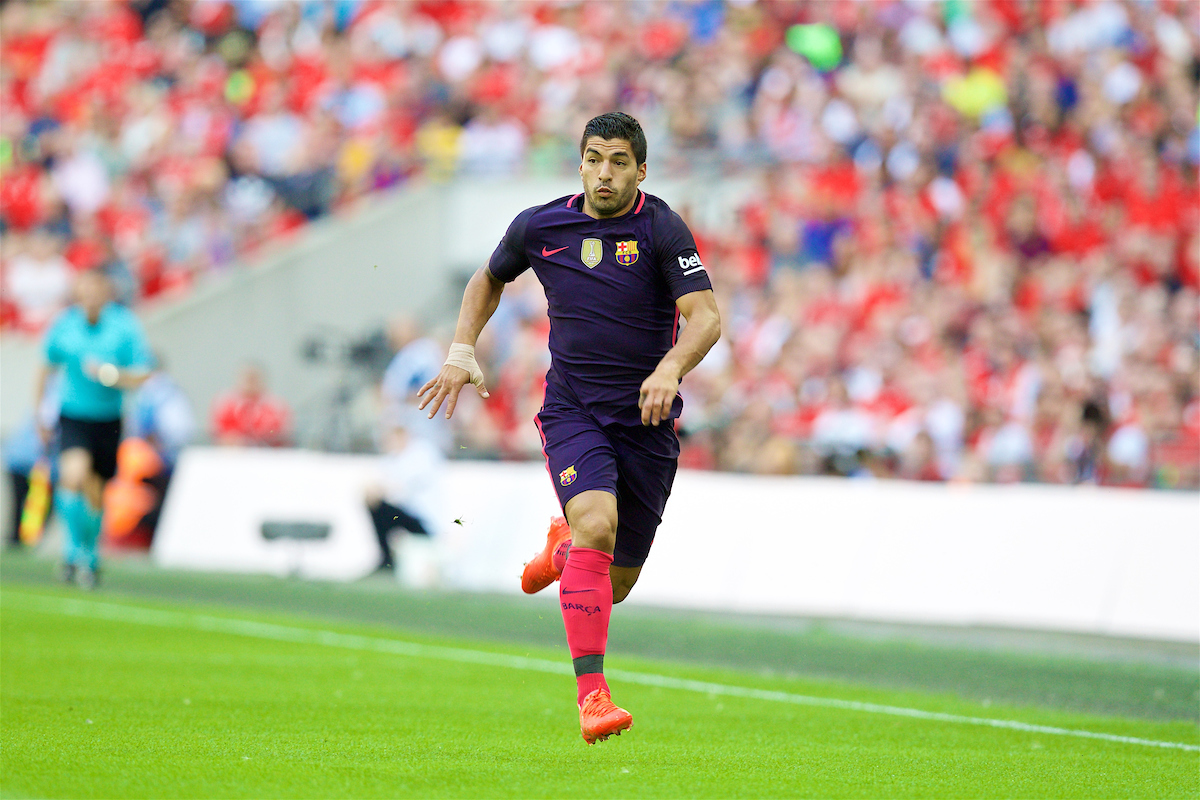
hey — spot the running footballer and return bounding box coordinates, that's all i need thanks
[418,112,721,744]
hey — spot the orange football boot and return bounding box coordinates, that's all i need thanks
[579,688,633,744]
[520,516,572,594]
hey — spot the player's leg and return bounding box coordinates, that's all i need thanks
[523,404,617,594]
[605,421,680,603]
[522,515,572,593]
[609,565,643,604]
[74,419,121,588]
[53,445,93,580]
[548,537,641,602]
[559,491,620,707]
[530,403,632,742]
[560,489,632,743]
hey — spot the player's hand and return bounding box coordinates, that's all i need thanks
[638,368,679,426]
[417,364,489,420]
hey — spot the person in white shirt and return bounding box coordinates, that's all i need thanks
[6,229,72,331]
[364,417,444,572]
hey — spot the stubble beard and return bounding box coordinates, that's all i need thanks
[586,184,634,217]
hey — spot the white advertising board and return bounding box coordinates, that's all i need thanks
[154,447,1200,641]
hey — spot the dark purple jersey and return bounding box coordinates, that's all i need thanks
[487,190,712,426]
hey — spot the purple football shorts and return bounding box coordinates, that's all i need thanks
[535,400,679,568]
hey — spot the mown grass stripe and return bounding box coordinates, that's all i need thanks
[7,589,1198,753]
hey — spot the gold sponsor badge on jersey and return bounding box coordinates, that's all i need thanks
[581,238,602,268]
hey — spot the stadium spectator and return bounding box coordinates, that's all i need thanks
[363,415,444,573]
[2,377,60,548]
[109,355,194,543]
[4,229,73,332]
[211,363,291,447]
[379,316,445,442]
[4,0,1196,491]
[129,355,196,471]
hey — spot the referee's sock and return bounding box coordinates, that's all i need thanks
[557,547,613,706]
[54,490,85,566]
[76,497,102,570]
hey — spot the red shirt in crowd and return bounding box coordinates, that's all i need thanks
[211,392,292,447]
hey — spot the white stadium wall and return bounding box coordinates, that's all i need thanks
[155,447,1200,642]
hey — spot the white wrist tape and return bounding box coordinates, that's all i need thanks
[445,343,486,389]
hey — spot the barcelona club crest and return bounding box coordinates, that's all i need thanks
[581,238,602,269]
[615,240,639,265]
[559,465,577,486]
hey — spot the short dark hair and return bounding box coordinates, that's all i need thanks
[579,112,647,165]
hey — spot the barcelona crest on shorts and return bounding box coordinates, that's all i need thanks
[615,240,639,265]
[559,465,577,486]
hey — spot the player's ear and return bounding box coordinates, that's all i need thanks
[636,161,646,185]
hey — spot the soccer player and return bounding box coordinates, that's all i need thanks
[34,269,152,588]
[418,112,721,743]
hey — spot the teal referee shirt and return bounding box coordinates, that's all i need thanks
[44,303,152,422]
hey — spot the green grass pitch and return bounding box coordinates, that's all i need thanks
[2,571,1197,798]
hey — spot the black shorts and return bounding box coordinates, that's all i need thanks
[535,401,679,569]
[58,415,123,481]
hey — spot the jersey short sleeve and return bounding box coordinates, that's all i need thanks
[653,208,713,301]
[43,312,68,365]
[485,206,538,283]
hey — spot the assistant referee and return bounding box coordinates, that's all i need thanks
[35,269,151,588]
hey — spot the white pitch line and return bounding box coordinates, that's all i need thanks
[7,591,1199,754]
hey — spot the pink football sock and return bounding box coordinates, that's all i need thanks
[558,547,613,705]
[576,672,608,706]
[552,540,571,574]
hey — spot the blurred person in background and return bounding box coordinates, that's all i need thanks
[126,353,196,535]
[363,415,444,574]
[3,375,60,548]
[35,269,151,588]
[211,362,292,447]
[379,316,447,451]
[4,228,72,332]
[130,353,196,472]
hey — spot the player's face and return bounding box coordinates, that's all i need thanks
[579,137,646,218]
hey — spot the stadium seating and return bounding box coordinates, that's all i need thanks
[2,0,1196,488]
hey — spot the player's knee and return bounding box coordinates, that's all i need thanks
[612,584,631,604]
[568,510,616,552]
[58,451,91,492]
[83,473,105,507]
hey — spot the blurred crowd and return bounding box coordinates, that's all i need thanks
[3,0,1197,489]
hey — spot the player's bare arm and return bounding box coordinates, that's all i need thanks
[33,363,54,443]
[639,289,721,427]
[82,361,151,391]
[417,265,505,420]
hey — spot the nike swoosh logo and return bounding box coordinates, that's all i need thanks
[542,246,569,257]
[560,589,594,595]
